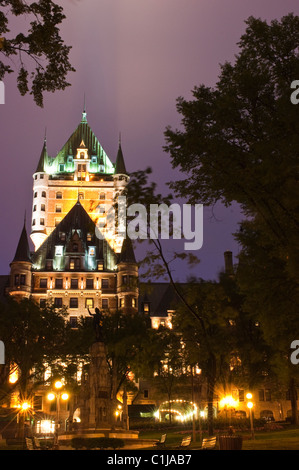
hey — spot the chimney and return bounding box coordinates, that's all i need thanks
[224,251,233,275]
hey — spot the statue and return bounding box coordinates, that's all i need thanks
[87,307,103,342]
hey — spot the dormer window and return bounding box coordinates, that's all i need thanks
[55,246,63,256]
[143,302,150,313]
[89,247,95,257]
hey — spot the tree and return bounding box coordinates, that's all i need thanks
[235,218,299,423]
[0,297,69,437]
[164,14,299,282]
[0,0,75,106]
[163,14,299,423]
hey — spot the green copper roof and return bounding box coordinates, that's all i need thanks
[31,201,117,272]
[43,112,115,175]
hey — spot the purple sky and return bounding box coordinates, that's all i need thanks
[0,0,298,281]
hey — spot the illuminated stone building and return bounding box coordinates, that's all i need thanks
[7,110,138,320]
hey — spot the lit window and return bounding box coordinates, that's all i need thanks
[70,258,81,270]
[89,247,95,257]
[97,262,103,271]
[85,298,94,308]
[55,246,63,256]
[143,303,150,313]
[41,204,45,211]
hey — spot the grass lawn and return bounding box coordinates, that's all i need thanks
[139,426,299,450]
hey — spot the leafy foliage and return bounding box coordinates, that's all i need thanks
[0,0,75,106]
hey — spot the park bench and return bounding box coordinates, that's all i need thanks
[201,436,216,450]
[177,435,191,449]
[25,438,35,450]
[155,433,167,447]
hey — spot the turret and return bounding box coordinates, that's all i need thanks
[9,220,32,299]
[31,136,49,251]
[117,236,138,313]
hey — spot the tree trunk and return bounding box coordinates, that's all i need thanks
[289,378,298,425]
[207,354,216,436]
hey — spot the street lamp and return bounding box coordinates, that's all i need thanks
[47,380,69,448]
[246,393,254,439]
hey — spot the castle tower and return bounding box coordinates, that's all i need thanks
[30,109,125,254]
[8,220,32,299]
[6,108,138,319]
[117,236,138,314]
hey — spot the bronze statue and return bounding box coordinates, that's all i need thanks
[87,307,103,342]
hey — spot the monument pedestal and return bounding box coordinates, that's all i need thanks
[59,341,142,447]
[79,341,112,430]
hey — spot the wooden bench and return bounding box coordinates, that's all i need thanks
[177,435,191,449]
[25,438,34,450]
[201,436,216,450]
[155,433,167,447]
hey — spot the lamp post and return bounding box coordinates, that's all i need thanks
[47,380,69,448]
[246,393,254,439]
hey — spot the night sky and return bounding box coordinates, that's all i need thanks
[0,0,298,281]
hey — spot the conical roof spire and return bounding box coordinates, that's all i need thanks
[81,94,87,123]
[36,131,48,173]
[118,236,136,264]
[115,137,127,175]
[12,220,31,263]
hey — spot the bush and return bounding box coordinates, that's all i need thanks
[71,437,125,450]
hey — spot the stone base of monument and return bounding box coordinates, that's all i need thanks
[59,342,157,448]
[57,430,158,449]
